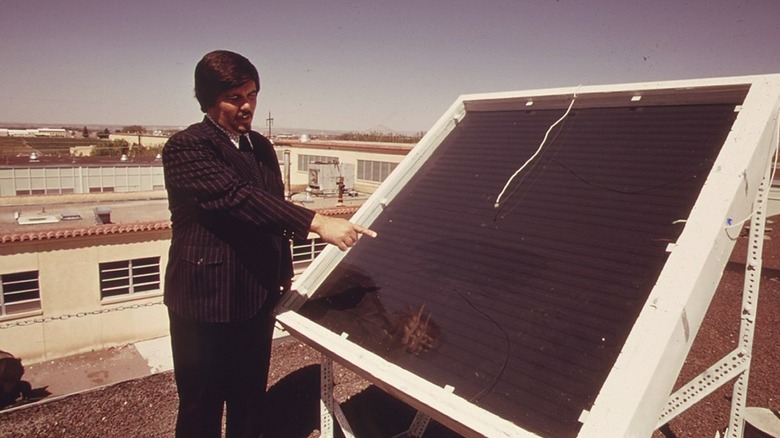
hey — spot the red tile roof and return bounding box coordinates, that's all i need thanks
[0,206,360,244]
[0,221,171,243]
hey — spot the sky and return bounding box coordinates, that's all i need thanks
[1,0,779,133]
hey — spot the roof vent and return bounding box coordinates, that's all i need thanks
[29,152,39,162]
[95,206,112,224]
[17,214,60,225]
[61,213,83,221]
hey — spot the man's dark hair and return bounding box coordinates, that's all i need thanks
[194,50,260,112]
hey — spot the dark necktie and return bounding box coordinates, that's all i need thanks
[238,135,266,185]
[239,134,253,152]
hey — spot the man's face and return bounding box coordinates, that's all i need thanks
[206,80,258,135]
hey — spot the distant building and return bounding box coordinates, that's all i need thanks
[70,145,96,157]
[36,128,67,137]
[108,133,169,148]
[0,139,413,198]
[7,129,34,137]
[0,158,165,197]
[274,139,413,194]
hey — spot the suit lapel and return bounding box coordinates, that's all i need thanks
[201,118,260,184]
[247,132,284,196]
[199,118,284,196]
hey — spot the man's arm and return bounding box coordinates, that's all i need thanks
[164,130,375,248]
[163,131,314,239]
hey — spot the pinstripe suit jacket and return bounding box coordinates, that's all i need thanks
[162,117,315,322]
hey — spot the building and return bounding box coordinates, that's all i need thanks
[0,128,66,137]
[0,198,173,363]
[274,139,412,194]
[6,129,35,137]
[1,139,412,198]
[0,156,165,197]
[36,128,67,137]
[0,139,413,363]
[108,133,169,149]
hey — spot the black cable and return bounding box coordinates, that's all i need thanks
[452,287,511,404]
[554,159,710,195]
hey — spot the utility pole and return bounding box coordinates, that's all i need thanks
[266,111,274,138]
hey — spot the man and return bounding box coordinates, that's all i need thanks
[162,50,375,437]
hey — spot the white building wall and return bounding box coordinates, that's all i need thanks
[0,231,170,364]
[37,128,67,137]
[0,227,329,364]
[0,165,165,197]
[277,145,406,193]
[8,129,35,137]
[109,133,169,148]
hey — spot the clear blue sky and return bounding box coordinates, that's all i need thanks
[1,0,779,133]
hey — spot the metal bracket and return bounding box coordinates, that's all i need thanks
[405,411,432,437]
[319,353,433,438]
[657,159,772,436]
[320,355,356,438]
[723,161,771,437]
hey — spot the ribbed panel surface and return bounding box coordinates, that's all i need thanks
[300,102,741,437]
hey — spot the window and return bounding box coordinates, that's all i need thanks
[99,257,161,299]
[357,159,398,183]
[298,154,338,173]
[1,271,41,316]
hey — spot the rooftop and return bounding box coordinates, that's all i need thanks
[0,190,368,244]
[276,139,414,155]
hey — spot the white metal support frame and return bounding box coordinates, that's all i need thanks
[656,146,775,436]
[402,411,433,438]
[725,153,771,438]
[320,355,355,438]
[320,355,335,437]
[319,352,435,438]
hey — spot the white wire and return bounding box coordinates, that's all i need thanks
[494,96,577,208]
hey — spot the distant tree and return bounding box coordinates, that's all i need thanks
[133,144,164,157]
[97,128,110,140]
[82,126,89,138]
[159,128,180,136]
[121,125,145,133]
[335,131,424,143]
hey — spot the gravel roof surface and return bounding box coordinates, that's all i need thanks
[1,224,778,438]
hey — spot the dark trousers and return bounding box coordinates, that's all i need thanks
[168,308,276,438]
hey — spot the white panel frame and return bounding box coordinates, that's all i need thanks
[581,75,780,437]
[277,74,780,437]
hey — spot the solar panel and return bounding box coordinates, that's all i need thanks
[278,75,780,437]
